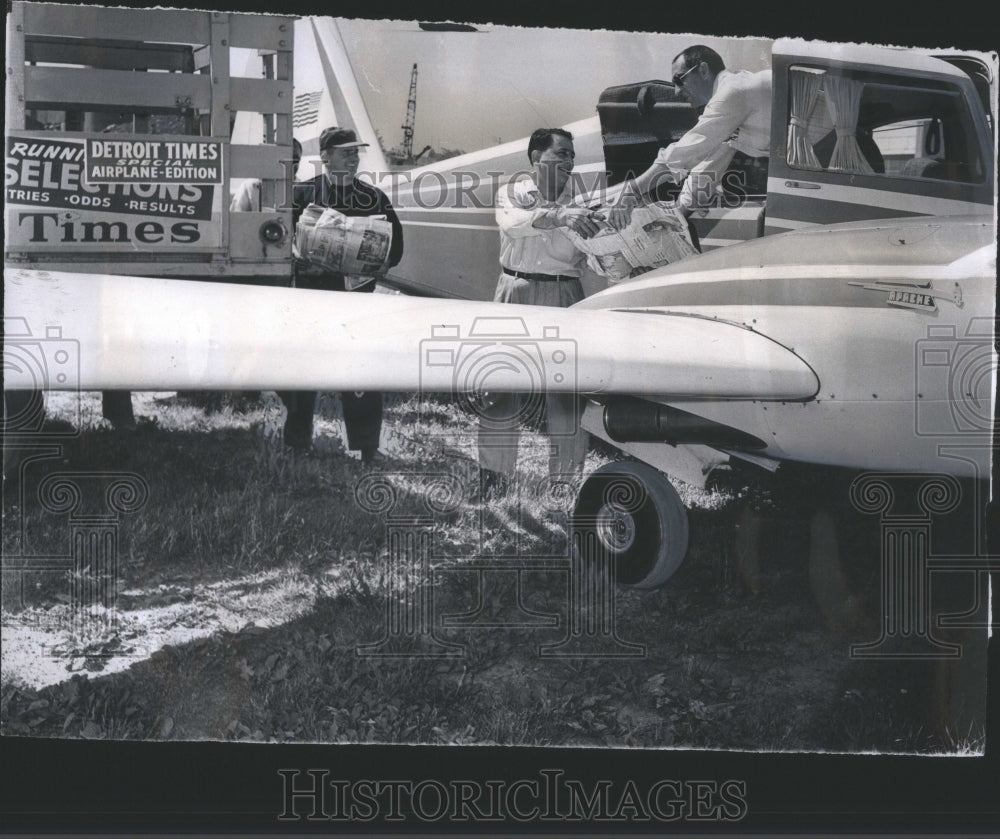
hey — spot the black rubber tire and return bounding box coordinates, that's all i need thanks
[572,460,689,588]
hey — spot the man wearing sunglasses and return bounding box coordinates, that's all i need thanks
[609,45,771,229]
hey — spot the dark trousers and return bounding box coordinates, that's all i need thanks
[278,390,382,453]
[727,151,769,197]
[3,389,46,432]
[3,390,133,431]
[101,391,135,429]
[283,272,381,453]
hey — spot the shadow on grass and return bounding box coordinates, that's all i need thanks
[2,404,988,752]
[3,502,986,751]
[4,422,388,601]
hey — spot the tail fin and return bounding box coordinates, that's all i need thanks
[231,17,389,184]
[297,17,389,180]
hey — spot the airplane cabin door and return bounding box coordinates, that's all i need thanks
[765,53,994,237]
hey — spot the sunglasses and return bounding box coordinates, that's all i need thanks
[672,62,700,89]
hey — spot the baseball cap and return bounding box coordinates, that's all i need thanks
[319,127,370,151]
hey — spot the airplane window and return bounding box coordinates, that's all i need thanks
[872,118,944,177]
[787,67,985,184]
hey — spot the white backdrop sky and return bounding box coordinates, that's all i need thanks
[334,19,773,153]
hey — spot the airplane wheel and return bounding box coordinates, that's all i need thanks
[572,461,689,589]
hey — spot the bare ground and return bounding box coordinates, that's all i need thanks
[1,390,988,751]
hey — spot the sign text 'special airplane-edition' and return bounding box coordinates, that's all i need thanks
[5,9,996,588]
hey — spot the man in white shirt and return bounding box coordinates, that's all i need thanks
[229,139,301,212]
[479,128,603,497]
[610,45,771,226]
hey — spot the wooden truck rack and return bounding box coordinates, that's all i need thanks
[5,2,295,281]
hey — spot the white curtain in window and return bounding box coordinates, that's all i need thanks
[824,75,873,174]
[786,68,824,169]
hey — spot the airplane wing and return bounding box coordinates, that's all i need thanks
[4,268,817,400]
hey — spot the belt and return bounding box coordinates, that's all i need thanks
[502,266,579,282]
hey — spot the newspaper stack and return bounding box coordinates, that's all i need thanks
[567,201,698,281]
[295,204,393,286]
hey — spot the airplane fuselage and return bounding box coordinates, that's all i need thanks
[573,215,995,481]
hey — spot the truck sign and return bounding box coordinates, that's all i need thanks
[6,134,222,250]
[4,2,295,276]
[85,137,223,184]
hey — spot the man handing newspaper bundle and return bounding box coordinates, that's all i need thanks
[566,200,698,281]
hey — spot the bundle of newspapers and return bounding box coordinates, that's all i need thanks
[566,201,698,281]
[295,204,393,287]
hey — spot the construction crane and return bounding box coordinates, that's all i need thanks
[400,63,418,161]
[388,63,432,165]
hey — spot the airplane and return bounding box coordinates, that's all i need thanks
[302,29,996,307]
[5,15,997,591]
[353,33,998,526]
[6,206,994,586]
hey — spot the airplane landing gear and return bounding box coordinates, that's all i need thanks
[572,460,689,588]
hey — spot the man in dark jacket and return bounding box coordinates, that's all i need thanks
[280,127,403,460]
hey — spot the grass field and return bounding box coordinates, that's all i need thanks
[1,388,988,752]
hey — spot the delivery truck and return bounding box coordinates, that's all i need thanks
[5,1,297,281]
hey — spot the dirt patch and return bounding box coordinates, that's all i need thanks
[2,564,343,691]
[2,392,988,752]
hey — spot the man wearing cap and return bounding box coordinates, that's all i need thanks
[609,45,770,227]
[478,127,603,498]
[280,127,404,461]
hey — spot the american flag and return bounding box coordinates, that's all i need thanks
[293,91,322,128]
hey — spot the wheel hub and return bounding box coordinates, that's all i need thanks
[595,502,636,552]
